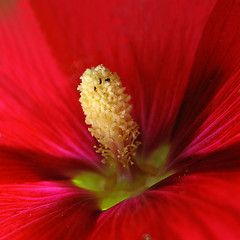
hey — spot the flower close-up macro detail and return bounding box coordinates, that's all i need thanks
[1,0,240,239]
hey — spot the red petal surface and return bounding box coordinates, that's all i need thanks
[0,146,97,184]
[89,170,240,240]
[170,0,240,169]
[172,143,240,173]
[30,0,216,153]
[0,147,61,183]
[1,1,240,239]
[0,1,98,166]
[0,181,99,240]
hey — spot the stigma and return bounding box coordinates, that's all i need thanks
[78,65,140,168]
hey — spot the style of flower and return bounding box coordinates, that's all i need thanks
[1,0,240,239]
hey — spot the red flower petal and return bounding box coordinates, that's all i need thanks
[170,142,240,173]
[89,170,240,240]
[0,147,59,183]
[0,181,99,240]
[171,0,240,167]
[30,0,216,153]
[0,1,98,165]
[0,146,97,184]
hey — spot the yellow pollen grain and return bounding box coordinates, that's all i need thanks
[78,65,140,167]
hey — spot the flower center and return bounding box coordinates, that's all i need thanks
[74,65,171,210]
[78,64,141,169]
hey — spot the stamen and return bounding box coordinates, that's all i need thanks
[78,65,141,167]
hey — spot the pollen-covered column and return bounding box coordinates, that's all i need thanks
[78,65,140,168]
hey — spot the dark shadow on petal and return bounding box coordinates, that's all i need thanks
[171,0,240,160]
[150,142,240,190]
[0,146,100,184]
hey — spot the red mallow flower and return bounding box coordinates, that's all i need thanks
[1,0,240,239]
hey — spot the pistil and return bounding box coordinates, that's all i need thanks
[78,65,141,172]
[76,66,172,210]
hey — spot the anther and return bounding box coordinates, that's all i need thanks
[78,64,141,168]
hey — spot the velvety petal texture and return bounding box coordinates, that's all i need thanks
[30,0,216,153]
[0,147,96,184]
[1,0,240,240]
[89,171,240,240]
[0,182,99,240]
[170,0,240,170]
[0,0,98,166]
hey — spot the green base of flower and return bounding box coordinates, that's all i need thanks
[73,145,172,210]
